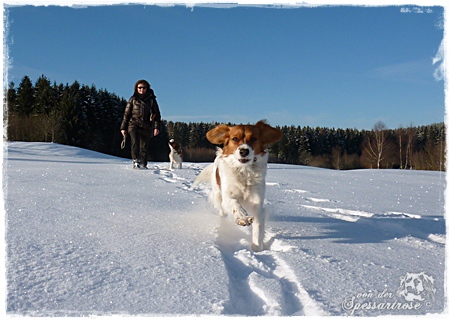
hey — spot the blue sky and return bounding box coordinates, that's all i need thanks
[4,2,446,130]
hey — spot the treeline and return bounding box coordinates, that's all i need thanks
[5,75,128,157]
[166,121,445,171]
[4,75,446,171]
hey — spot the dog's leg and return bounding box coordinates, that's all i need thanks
[214,193,227,218]
[209,182,227,218]
[221,197,252,226]
[216,197,228,218]
[168,144,174,170]
[251,206,266,252]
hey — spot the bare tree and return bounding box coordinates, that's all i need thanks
[363,121,392,169]
[332,146,343,170]
[404,125,415,169]
[398,126,404,169]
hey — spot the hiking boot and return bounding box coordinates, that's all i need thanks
[132,159,140,169]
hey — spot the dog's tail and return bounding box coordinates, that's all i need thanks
[192,163,214,188]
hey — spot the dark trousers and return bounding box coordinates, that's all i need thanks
[129,128,152,166]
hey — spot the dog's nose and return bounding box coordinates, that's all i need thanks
[240,148,249,157]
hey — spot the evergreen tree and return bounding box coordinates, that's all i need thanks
[6,81,16,115]
[15,76,34,116]
[59,81,86,146]
[188,122,202,149]
[34,75,53,115]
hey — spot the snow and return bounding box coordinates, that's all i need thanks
[2,142,447,317]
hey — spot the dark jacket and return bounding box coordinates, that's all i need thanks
[120,89,161,133]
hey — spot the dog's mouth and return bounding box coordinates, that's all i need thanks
[238,159,251,164]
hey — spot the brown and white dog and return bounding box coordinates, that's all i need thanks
[169,139,183,170]
[193,120,282,251]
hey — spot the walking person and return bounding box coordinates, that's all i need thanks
[120,79,161,169]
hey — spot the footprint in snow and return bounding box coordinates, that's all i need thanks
[215,218,327,316]
[305,197,332,203]
[302,205,374,222]
[285,189,309,194]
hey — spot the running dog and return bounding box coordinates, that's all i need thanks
[193,120,282,251]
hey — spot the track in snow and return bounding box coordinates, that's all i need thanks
[151,164,327,316]
[214,218,327,316]
[125,162,445,316]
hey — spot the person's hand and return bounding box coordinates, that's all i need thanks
[121,130,126,137]
[154,128,160,136]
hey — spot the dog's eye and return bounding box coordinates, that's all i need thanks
[232,137,239,142]
[250,137,257,142]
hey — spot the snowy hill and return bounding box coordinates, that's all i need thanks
[3,142,447,317]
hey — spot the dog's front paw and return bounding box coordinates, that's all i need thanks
[251,242,264,252]
[236,216,253,226]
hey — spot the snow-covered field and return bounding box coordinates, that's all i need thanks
[2,142,447,317]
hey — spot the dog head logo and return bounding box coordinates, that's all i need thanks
[397,272,436,302]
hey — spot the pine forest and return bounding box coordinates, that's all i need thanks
[4,75,446,171]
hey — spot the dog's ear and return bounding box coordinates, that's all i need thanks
[206,124,230,145]
[256,120,283,147]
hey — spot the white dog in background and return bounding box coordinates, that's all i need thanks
[169,139,183,170]
[193,120,282,252]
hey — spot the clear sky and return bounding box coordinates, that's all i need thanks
[3,1,446,130]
